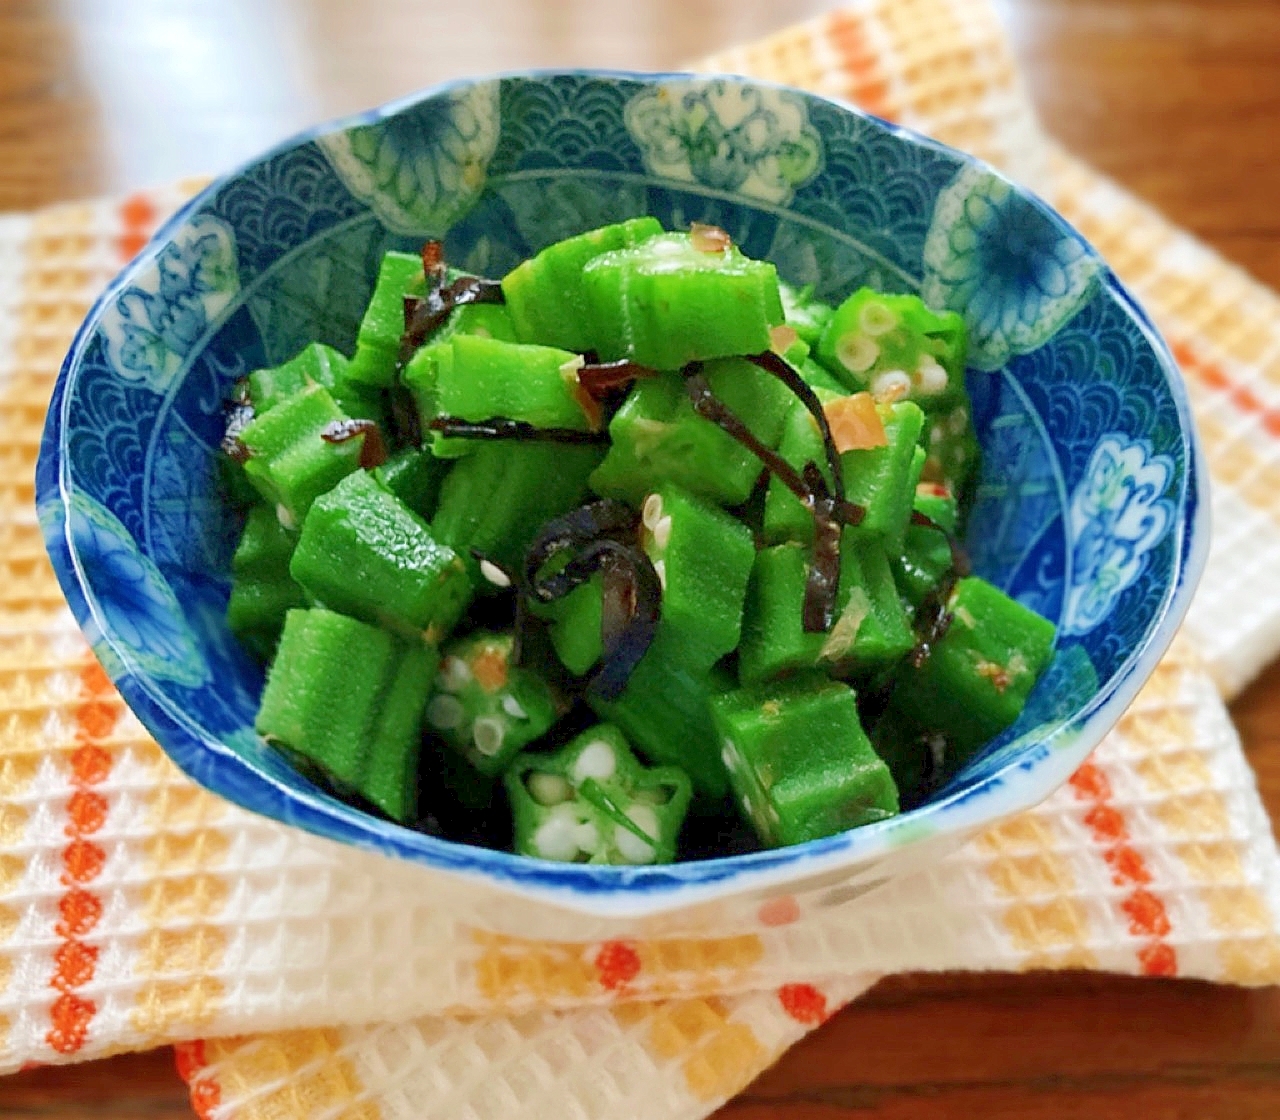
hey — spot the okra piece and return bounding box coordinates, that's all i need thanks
[239,384,365,527]
[226,505,306,663]
[256,608,437,822]
[892,484,959,608]
[423,630,561,777]
[887,576,1056,761]
[401,302,517,426]
[711,674,899,847]
[589,361,792,507]
[546,485,754,678]
[816,288,967,403]
[430,335,593,457]
[506,724,692,865]
[763,395,925,553]
[431,441,603,577]
[501,217,663,352]
[738,530,914,685]
[588,625,732,801]
[247,342,381,422]
[780,281,835,348]
[582,231,784,369]
[638,484,756,670]
[290,470,472,642]
[546,574,604,677]
[346,250,425,388]
[372,447,450,521]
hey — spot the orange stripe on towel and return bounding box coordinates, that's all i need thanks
[46,658,116,1055]
[1069,761,1177,977]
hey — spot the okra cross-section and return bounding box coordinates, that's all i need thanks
[506,724,692,865]
[255,608,438,823]
[424,630,562,777]
[710,674,899,848]
[816,287,966,404]
[290,470,472,643]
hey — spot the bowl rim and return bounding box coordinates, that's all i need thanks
[37,67,1210,918]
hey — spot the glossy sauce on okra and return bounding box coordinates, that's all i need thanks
[221,219,1056,866]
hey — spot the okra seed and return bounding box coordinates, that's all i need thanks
[472,716,506,757]
[871,369,911,402]
[915,355,948,396]
[275,503,297,531]
[526,772,573,806]
[652,515,673,551]
[615,805,660,864]
[575,820,601,853]
[836,332,879,374]
[501,695,528,720]
[858,301,899,337]
[653,558,667,591]
[426,694,464,730]
[642,492,664,530]
[440,656,472,692]
[479,559,511,588]
[532,805,582,861]
[572,741,617,785]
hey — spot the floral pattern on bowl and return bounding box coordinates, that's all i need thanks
[625,79,823,204]
[36,71,1206,925]
[922,166,1102,370]
[56,492,208,688]
[1064,436,1175,636]
[318,83,501,235]
[98,214,240,394]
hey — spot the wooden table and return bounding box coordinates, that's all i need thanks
[2,0,1279,1115]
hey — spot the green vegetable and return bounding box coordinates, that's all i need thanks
[346,250,425,388]
[711,674,899,846]
[502,217,663,352]
[256,608,437,822]
[506,724,692,865]
[424,630,562,777]
[290,470,472,642]
[582,232,784,369]
[738,530,914,685]
[239,384,364,526]
[763,395,925,554]
[589,360,792,506]
[816,288,966,403]
[431,441,603,578]
[226,505,305,663]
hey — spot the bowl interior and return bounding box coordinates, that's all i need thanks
[37,71,1203,907]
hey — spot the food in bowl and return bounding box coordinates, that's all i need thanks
[220,218,1056,865]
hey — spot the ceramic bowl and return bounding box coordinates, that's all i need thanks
[37,71,1207,938]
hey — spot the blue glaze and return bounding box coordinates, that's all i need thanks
[37,71,1206,913]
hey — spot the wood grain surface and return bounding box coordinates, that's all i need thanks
[1,0,1279,1116]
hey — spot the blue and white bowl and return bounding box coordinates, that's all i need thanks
[37,71,1207,937]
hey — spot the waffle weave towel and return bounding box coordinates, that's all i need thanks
[1,1,1278,1117]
